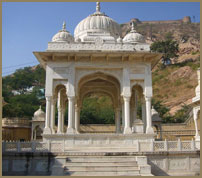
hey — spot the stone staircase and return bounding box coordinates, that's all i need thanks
[52,155,153,176]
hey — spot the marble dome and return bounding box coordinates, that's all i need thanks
[52,22,74,42]
[74,2,121,41]
[33,106,45,120]
[123,22,145,43]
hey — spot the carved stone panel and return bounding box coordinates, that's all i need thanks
[12,160,27,172]
[149,158,166,170]
[168,158,188,170]
[54,67,72,75]
[130,67,145,74]
[190,158,200,171]
[35,161,48,172]
[2,160,9,172]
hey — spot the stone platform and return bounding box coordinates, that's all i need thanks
[3,150,200,176]
[43,133,156,151]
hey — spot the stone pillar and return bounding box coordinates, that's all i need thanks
[34,130,36,140]
[115,108,121,133]
[75,105,80,134]
[193,107,200,138]
[50,98,56,134]
[66,96,76,134]
[123,96,132,134]
[43,96,52,134]
[57,106,62,134]
[142,100,146,133]
[122,102,125,132]
[133,91,138,123]
[31,126,33,140]
[61,107,65,133]
[145,96,154,134]
[130,104,135,126]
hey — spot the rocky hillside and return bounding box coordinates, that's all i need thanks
[121,17,200,114]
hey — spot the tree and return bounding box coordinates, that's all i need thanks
[164,32,173,41]
[150,39,179,67]
[152,98,172,123]
[2,65,46,118]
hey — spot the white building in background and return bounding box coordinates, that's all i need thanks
[192,68,200,149]
[31,106,45,140]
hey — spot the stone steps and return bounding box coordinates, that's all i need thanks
[64,156,140,176]
[64,165,140,171]
[66,156,138,162]
[64,171,141,176]
[65,162,138,166]
[52,155,152,176]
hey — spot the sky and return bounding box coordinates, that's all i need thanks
[2,2,200,76]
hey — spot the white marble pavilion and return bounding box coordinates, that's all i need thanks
[34,2,162,145]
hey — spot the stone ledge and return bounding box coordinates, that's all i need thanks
[3,150,200,157]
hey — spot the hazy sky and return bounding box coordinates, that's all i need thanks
[2,2,200,76]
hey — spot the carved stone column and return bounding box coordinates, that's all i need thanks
[121,102,125,132]
[57,106,62,134]
[123,96,132,134]
[50,98,56,134]
[142,100,146,133]
[66,96,76,134]
[61,107,65,133]
[43,96,52,134]
[115,108,121,133]
[145,96,154,134]
[75,105,80,134]
[133,91,138,123]
[193,107,200,138]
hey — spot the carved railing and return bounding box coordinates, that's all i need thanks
[2,141,48,152]
[2,139,199,153]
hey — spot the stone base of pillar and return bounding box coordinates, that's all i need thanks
[123,127,132,134]
[57,131,63,134]
[66,128,76,134]
[132,119,144,133]
[195,135,200,141]
[75,130,80,134]
[43,127,52,134]
[116,129,122,134]
[195,136,200,149]
[146,127,154,134]
[51,129,55,134]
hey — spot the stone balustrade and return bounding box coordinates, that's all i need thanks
[2,139,198,153]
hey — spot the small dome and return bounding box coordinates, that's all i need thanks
[123,22,145,43]
[151,106,162,122]
[33,106,45,120]
[52,21,74,42]
[117,36,122,43]
[74,2,121,42]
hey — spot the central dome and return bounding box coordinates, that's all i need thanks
[74,2,121,42]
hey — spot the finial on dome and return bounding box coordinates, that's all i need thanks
[62,21,66,31]
[131,22,136,32]
[96,2,100,12]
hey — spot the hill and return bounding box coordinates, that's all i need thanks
[121,17,200,114]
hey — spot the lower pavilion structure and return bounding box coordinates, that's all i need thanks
[34,2,162,147]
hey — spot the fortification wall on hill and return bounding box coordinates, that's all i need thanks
[129,16,191,25]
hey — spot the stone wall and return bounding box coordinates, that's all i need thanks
[2,151,200,176]
[130,16,191,25]
[2,127,31,141]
